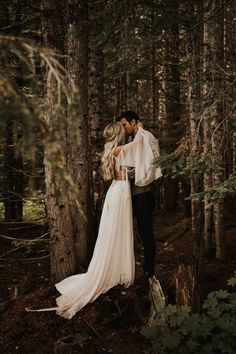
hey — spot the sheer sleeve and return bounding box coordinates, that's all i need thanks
[120,128,162,187]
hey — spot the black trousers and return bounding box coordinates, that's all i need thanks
[132,191,156,276]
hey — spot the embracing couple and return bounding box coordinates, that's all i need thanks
[28,110,162,319]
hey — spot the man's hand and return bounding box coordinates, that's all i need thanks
[114,168,135,180]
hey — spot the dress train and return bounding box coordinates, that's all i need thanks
[26,179,135,319]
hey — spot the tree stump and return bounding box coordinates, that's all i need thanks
[173,263,201,312]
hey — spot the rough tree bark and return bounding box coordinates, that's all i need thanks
[64,0,93,265]
[3,0,24,222]
[151,4,159,125]
[87,2,105,254]
[115,78,122,117]
[209,1,225,259]
[203,0,225,259]
[4,119,15,221]
[202,1,214,257]
[13,0,24,221]
[174,264,201,311]
[14,128,23,221]
[223,1,235,183]
[180,0,204,311]
[162,0,181,213]
[186,2,204,309]
[41,0,77,281]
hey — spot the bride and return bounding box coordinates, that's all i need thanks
[54,121,135,319]
[27,122,135,319]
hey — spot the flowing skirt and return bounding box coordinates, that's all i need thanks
[55,179,135,319]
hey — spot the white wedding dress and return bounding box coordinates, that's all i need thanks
[26,127,161,319]
[55,163,135,319]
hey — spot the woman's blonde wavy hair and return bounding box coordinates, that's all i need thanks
[101,122,126,181]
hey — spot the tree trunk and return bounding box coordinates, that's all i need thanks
[3,0,24,222]
[203,0,225,259]
[151,4,159,125]
[202,2,214,257]
[223,1,235,179]
[185,0,204,307]
[115,78,122,117]
[121,4,131,111]
[162,0,181,213]
[211,3,225,260]
[87,2,105,255]
[63,0,92,266]
[14,128,23,221]
[121,72,129,110]
[174,264,201,312]
[4,119,15,221]
[41,0,77,281]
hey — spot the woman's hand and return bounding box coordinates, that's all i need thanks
[137,121,144,128]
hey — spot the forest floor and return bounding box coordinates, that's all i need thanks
[0,213,235,354]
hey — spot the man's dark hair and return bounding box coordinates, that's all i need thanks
[118,110,139,123]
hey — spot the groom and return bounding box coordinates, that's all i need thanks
[117,110,162,280]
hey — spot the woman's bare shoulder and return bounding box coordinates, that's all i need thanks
[113,146,122,157]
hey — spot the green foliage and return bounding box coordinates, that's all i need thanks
[156,152,187,179]
[0,35,67,136]
[156,148,236,202]
[23,200,46,222]
[142,274,236,353]
[0,202,4,221]
[228,272,236,287]
[187,175,236,203]
[0,200,45,222]
[0,35,85,214]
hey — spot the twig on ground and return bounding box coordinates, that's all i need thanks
[82,319,102,340]
[0,254,51,262]
[0,232,50,243]
[0,233,50,258]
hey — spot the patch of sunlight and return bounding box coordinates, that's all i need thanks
[0,200,46,222]
[23,200,46,221]
[0,202,4,221]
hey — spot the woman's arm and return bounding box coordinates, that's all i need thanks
[113,146,122,157]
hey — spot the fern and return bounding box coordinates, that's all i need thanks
[142,273,236,353]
